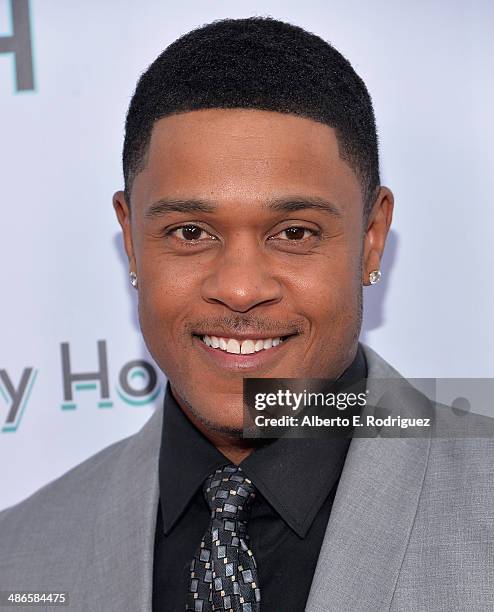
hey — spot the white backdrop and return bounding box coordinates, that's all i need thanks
[1,0,493,510]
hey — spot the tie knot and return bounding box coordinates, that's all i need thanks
[203,464,257,524]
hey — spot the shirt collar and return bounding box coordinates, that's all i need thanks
[159,388,230,536]
[159,343,367,538]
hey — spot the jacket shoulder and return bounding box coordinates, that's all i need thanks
[0,433,133,570]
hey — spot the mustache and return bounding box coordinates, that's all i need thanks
[185,314,305,336]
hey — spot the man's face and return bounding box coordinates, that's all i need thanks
[114,109,392,436]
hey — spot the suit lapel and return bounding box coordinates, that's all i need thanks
[305,344,432,612]
[85,404,163,611]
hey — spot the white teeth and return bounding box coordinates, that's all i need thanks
[200,334,285,353]
[226,339,241,354]
[211,336,220,348]
[240,340,256,354]
[254,339,264,352]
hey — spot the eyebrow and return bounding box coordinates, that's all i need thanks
[266,196,342,218]
[144,199,215,219]
[144,196,342,220]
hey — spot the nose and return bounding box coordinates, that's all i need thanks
[200,235,283,313]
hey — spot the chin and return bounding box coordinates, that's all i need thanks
[200,409,245,435]
[183,395,243,433]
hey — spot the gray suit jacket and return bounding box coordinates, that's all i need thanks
[1,343,493,611]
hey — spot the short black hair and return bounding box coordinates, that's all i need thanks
[123,16,380,216]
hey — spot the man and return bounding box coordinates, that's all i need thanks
[1,16,493,612]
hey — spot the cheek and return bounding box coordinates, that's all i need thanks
[291,257,361,376]
[136,255,201,343]
[136,278,195,383]
[287,248,361,322]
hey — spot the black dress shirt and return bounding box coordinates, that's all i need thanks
[152,344,367,611]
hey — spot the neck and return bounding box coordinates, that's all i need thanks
[170,385,255,464]
[202,433,254,465]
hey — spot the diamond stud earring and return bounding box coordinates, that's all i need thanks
[129,271,138,288]
[369,270,382,285]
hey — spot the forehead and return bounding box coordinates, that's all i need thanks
[131,108,362,209]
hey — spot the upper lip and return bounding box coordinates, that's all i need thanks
[193,331,297,341]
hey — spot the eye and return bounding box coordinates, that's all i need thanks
[270,226,319,241]
[167,225,217,242]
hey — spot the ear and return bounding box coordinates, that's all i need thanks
[113,190,136,273]
[361,187,394,285]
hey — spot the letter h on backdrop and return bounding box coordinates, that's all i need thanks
[0,0,34,91]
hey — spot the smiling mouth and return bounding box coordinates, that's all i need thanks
[193,333,295,355]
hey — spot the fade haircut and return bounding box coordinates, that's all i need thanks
[123,16,380,217]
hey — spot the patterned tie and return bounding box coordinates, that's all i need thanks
[186,464,261,612]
